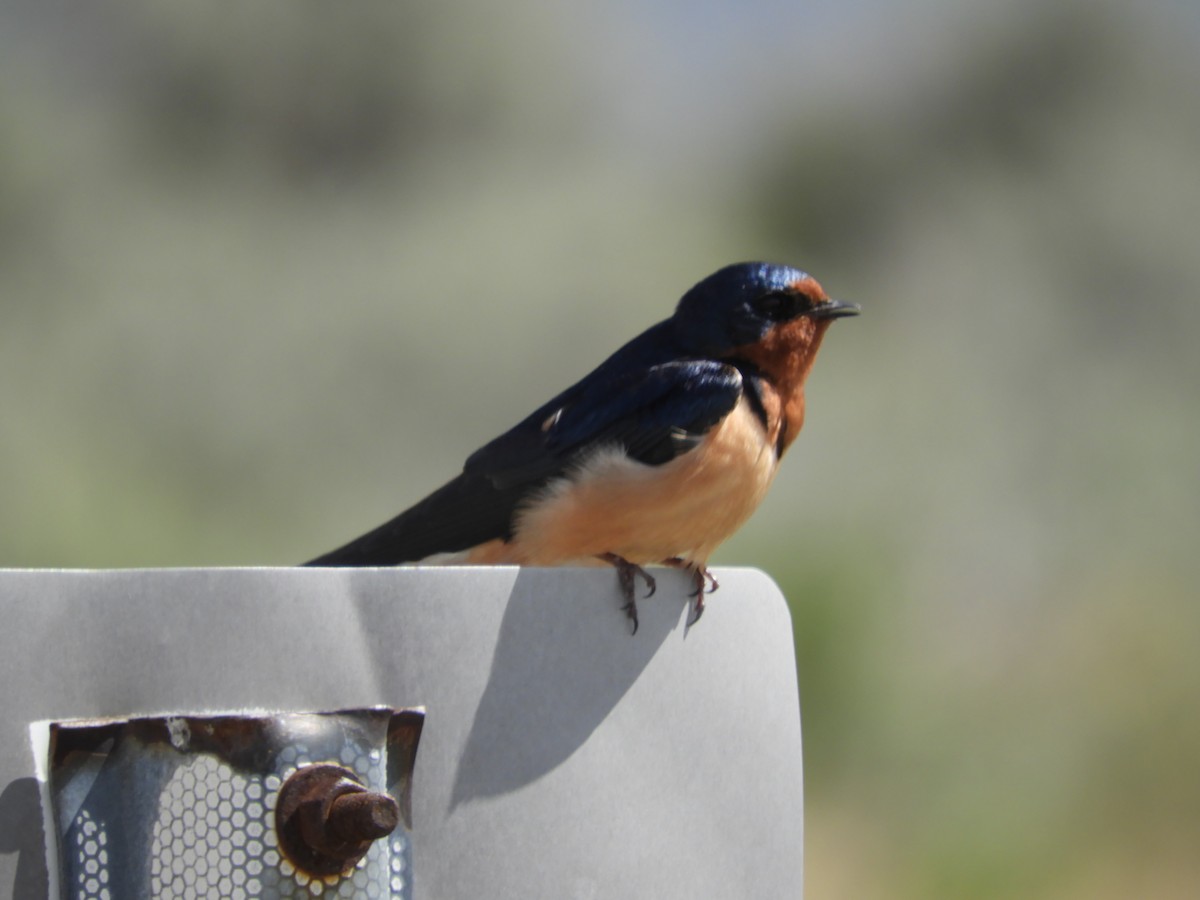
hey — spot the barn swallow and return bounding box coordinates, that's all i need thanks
[307,262,858,632]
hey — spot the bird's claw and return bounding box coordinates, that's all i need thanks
[599,553,656,634]
[661,558,717,628]
[621,600,639,635]
[689,568,719,597]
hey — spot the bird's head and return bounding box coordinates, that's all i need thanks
[672,262,859,358]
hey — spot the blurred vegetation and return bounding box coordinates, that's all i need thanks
[2,1,1198,897]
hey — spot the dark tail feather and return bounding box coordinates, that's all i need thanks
[304,473,523,567]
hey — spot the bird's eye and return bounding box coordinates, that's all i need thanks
[752,291,799,320]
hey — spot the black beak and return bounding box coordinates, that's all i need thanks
[808,298,861,320]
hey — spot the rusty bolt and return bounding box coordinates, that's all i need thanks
[275,763,400,877]
[328,788,399,842]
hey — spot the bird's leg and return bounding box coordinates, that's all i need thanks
[598,553,656,635]
[662,557,719,625]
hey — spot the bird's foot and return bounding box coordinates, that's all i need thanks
[662,558,718,626]
[598,553,656,635]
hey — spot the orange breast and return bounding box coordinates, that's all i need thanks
[733,317,831,456]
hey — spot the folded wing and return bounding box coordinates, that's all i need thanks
[305,360,744,566]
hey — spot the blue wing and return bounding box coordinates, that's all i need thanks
[306,358,745,566]
[465,359,744,487]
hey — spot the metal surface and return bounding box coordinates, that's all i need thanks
[47,708,423,899]
[0,567,804,900]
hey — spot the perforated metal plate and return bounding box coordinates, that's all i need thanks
[51,710,421,899]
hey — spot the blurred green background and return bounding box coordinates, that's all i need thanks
[3,0,1198,896]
